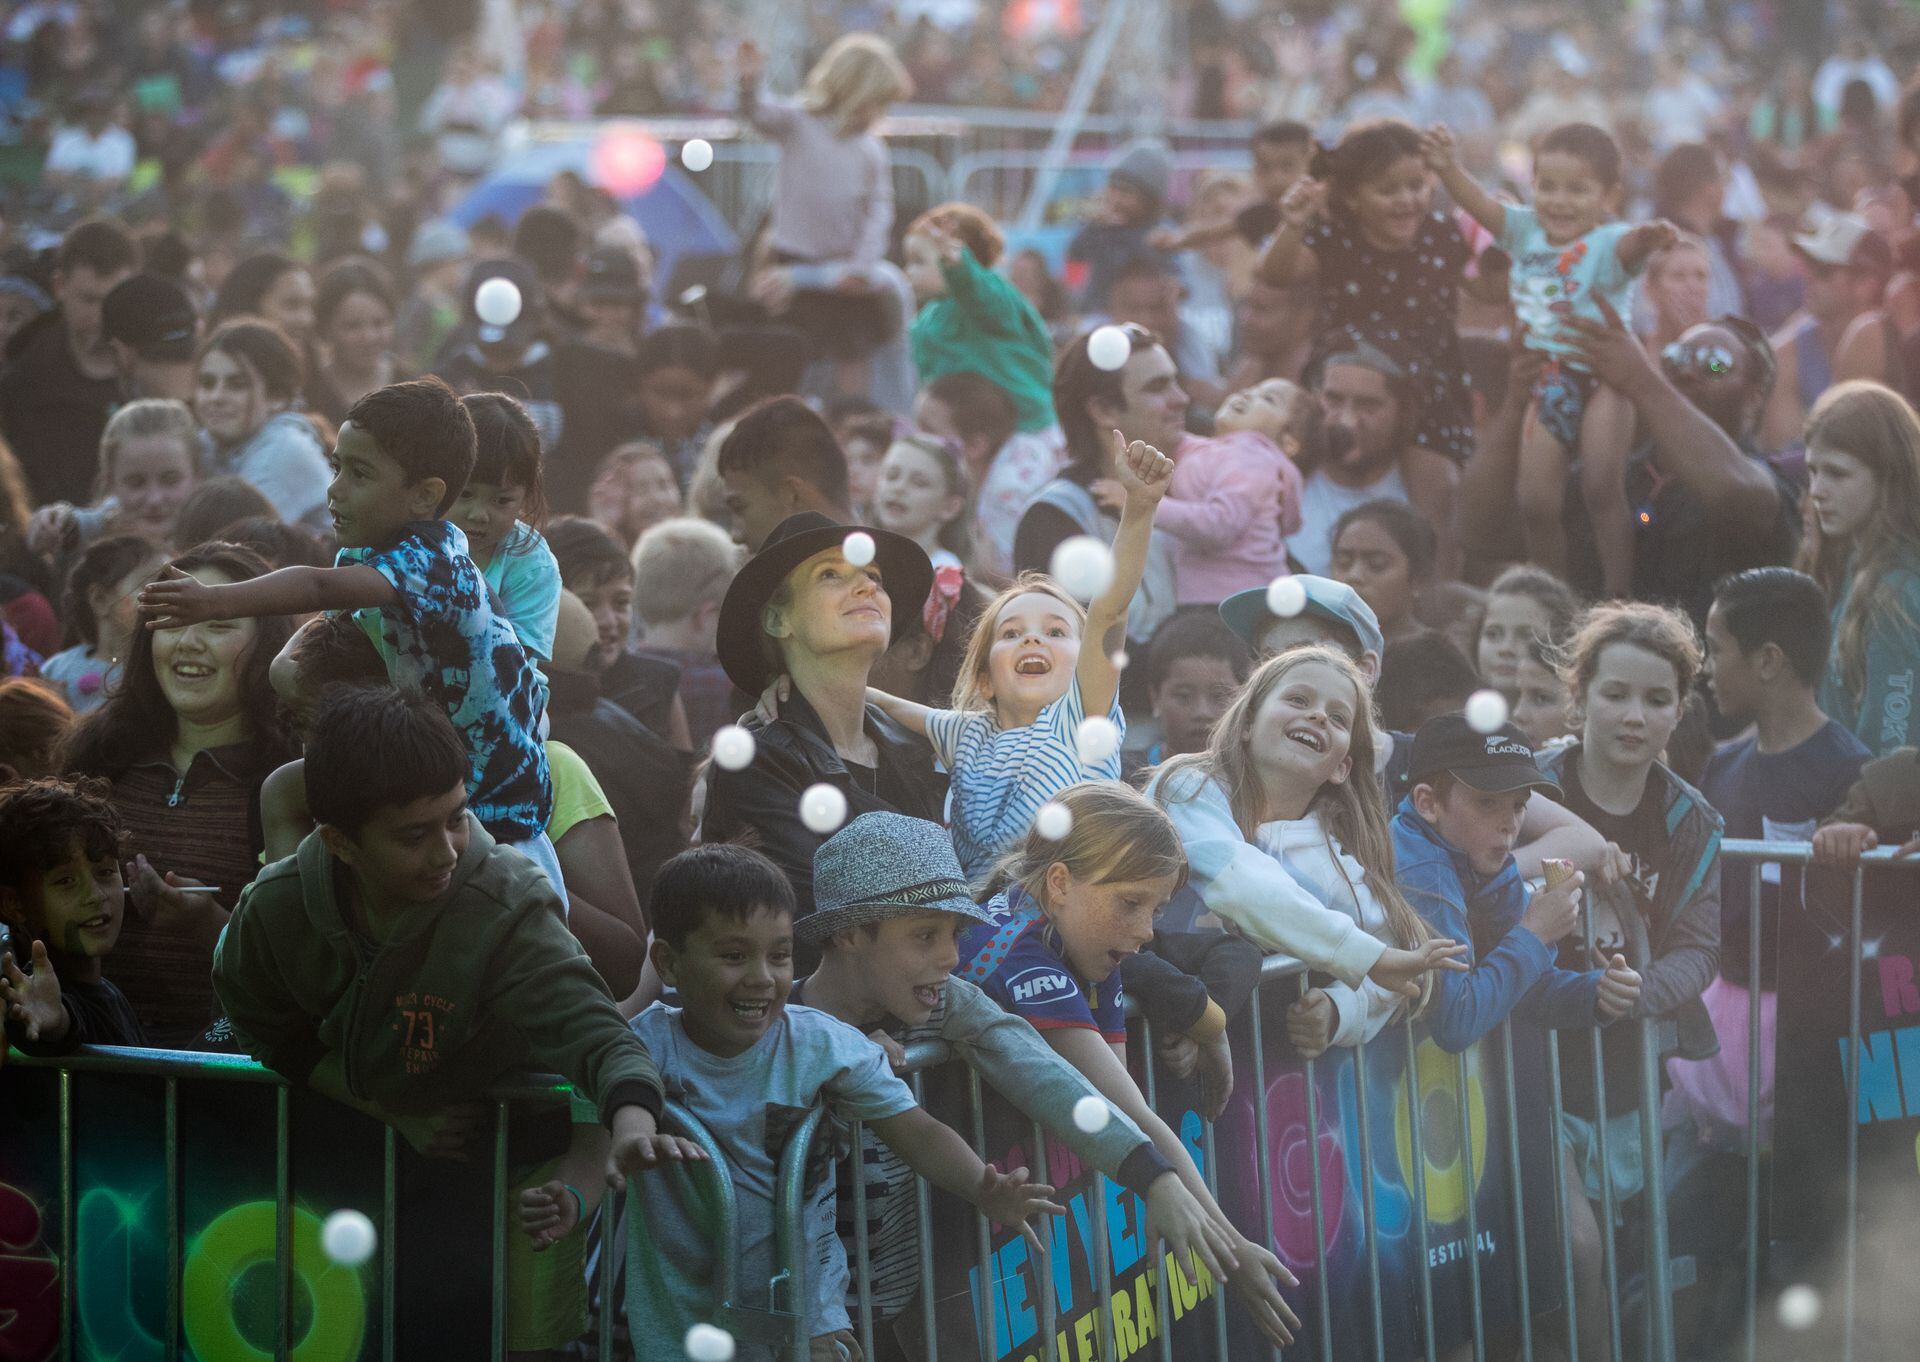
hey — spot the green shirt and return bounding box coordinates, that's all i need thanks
[909,248,1057,434]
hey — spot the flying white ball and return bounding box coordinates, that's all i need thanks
[1072,1095,1112,1133]
[799,783,848,835]
[680,138,714,173]
[322,1209,376,1267]
[1265,575,1307,619]
[684,1322,737,1361]
[711,725,756,771]
[1087,325,1132,372]
[473,276,523,329]
[1034,802,1073,841]
[1075,715,1121,765]
[1110,649,1129,672]
[1465,689,1510,735]
[1776,1283,1820,1331]
[841,530,876,567]
[1050,535,1114,601]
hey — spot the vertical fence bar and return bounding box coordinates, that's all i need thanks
[1090,1171,1117,1362]
[58,1069,72,1362]
[1200,1113,1229,1353]
[490,1100,508,1361]
[851,1118,876,1362]
[597,1196,617,1362]
[1352,1042,1387,1362]
[967,1068,1001,1362]
[911,1072,941,1362]
[274,1085,291,1360]
[1454,1050,1487,1362]
[1744,860,1762,1362]
[165,1077,180,1362]
[1637,1015,1675,1362]
[383,1125,398,1362]
[1402,1023,1437,1362]
[1029,1117,1060,1354]
[1137,1018,1174,1362]
[1843,866,1863,1362]
[1303,1051,1333,1362]
[1547,1043,1579,1362]
[1499,1024,1534,1362]
[1583,909,1624,1362]
[1247,974,1282,1362]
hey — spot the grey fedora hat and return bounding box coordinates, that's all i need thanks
[802,812,994,943]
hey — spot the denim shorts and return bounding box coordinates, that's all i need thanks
[1533,358,1600,451]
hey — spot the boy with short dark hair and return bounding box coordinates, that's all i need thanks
[714,396,852,552]
[1124,609,1253,776]
[544,514,690,744]
[1152,120,1314,253]
[631,841,1062,1362]
[0,777,145,1055]
[137,377,560,887]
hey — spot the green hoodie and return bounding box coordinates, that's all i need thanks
[213,814,662,1126]
[908,247,1057,433]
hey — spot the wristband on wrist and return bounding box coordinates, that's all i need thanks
[563,1183,586,1226]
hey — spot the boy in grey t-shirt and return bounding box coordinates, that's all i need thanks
[628,845,1062,1361]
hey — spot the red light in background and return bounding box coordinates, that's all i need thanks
[592,129,666,198]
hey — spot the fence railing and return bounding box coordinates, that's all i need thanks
[3,842,1910,1360]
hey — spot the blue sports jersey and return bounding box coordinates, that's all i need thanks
[956,885,1126,1043]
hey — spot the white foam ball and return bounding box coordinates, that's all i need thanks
[1072,1095,1112,1133]
[684,1322,737,1361]
[1075,715,1121,765]
[322,1209,376,1267]
[473,276,523,328]
[799,783,848,835]
[1465,689,1510,735]
[711,725,756,771]
[1049,535,1113,601]
[1265,575,1307,619]
[1110,649,1129,672]
[1087,325,1132,372]
[680,138,714,173]
[1034,802,1073,841]
[1776,1283,1820,1331]
[841,530,876,567]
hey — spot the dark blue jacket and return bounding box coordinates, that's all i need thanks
[1392,798,1603,1054]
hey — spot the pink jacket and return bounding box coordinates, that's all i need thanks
[1155,431,1304,606]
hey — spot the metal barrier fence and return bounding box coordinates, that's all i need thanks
[3,841,1910,1360]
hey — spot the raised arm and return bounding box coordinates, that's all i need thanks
[1255,179,1327,287]
[138,563,398,629]
[1080,432,1172,715]
[1615,220,1680,275]
[1420,125,1505,238]
[864,686,933,736]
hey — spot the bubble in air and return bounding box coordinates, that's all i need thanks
[711,725,756,771]
[1465,689,1510,734]
[1087,325,1132,371]
[1072,1095,1111,1133]
[322,1209,376,1267]
[841,530,876,567]
[1265,575,1307,618]
[1050,535,1114,601]
[799,783,848,834]
[1075,715,1121,765]
[1110,649,1129,672]
[473,276,523,328]
[684,1322,737,1361]
[680,138,714,172]
[1034,802,1073,841]
[1776,1283,1820,1331]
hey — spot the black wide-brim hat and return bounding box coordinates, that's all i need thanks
[716,512,935,695]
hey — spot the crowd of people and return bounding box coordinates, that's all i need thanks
[3,2,1920,1360]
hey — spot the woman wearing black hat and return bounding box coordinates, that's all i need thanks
[702,511,943,918]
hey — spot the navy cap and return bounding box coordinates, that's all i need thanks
[1407,714,1560,796]
[102,273,198,362]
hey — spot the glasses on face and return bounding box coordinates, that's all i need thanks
[1661,341,1738,380]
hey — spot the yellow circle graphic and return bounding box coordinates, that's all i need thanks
[182,1200,367,1362]
[1393,1038,1488,1225]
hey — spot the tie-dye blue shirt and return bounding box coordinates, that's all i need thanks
[339,520,552,840]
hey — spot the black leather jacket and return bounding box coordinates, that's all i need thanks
[701,689,948,919]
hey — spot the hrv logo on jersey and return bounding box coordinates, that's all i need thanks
[1008,967,1078,1003]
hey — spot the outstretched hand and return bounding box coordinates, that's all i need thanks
[606,1105,708,1192]
[1223,1235,1302,1346]
[137,565,222,630]
[975,1164,1066,1258]
[1,941,66,1044]
[1418,123,1459,172]
[1368,939,1471,1000]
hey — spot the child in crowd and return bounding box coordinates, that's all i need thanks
[1125,608,1252,775]
[631,517,740,750]
[588,442,683,551]
[1259,119,1487,464]
[913,371,1061,584]
[1148,646,1468,1004]
[1152,120,1314,253]
[136,377,561,891]
[629,842,1063,1362]
[1477,564,1580,698]
[1512,635,1576,749]
[1328,498,1435,646]
[870,433,971,572]
[631,325,719,493]
[1374,633,1480,736]
[1425,121,1678,594]
[865,434,1169,878]
[1155,378,1304,605]
[1539,602,1722,1362]
[795,811,1253,1339]
[39,534,167,712]
[28,398,202,556]
[453,392,562,665]
[957,783,1301,1346]
[904,203,1056,440]
[0,777,145,1053]
[0,677,74,780]
[1068,139,1178,312]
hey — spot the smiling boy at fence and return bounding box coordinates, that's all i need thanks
[629,842,1064,1362]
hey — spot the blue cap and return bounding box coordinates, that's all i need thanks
[1218,575,1386,662]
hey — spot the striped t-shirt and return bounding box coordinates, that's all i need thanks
[924,676,1125,879]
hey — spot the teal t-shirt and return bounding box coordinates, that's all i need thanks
[1498,204,1637,364]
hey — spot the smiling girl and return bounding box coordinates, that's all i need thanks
[452,393,561,665]
[871,433,970,571]
[1798,380,1920,756]
[27,400,202,565]
[192,320,333,533]
[1477,564,1580,698]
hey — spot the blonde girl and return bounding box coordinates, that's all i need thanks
[1798,380,1920,755]
[865,433,1167,877]
[28,399,203,556]
[1146,646,1466,1007]
[958,781,1301,1349]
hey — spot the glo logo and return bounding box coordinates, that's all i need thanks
[1007,967,1076,1004]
